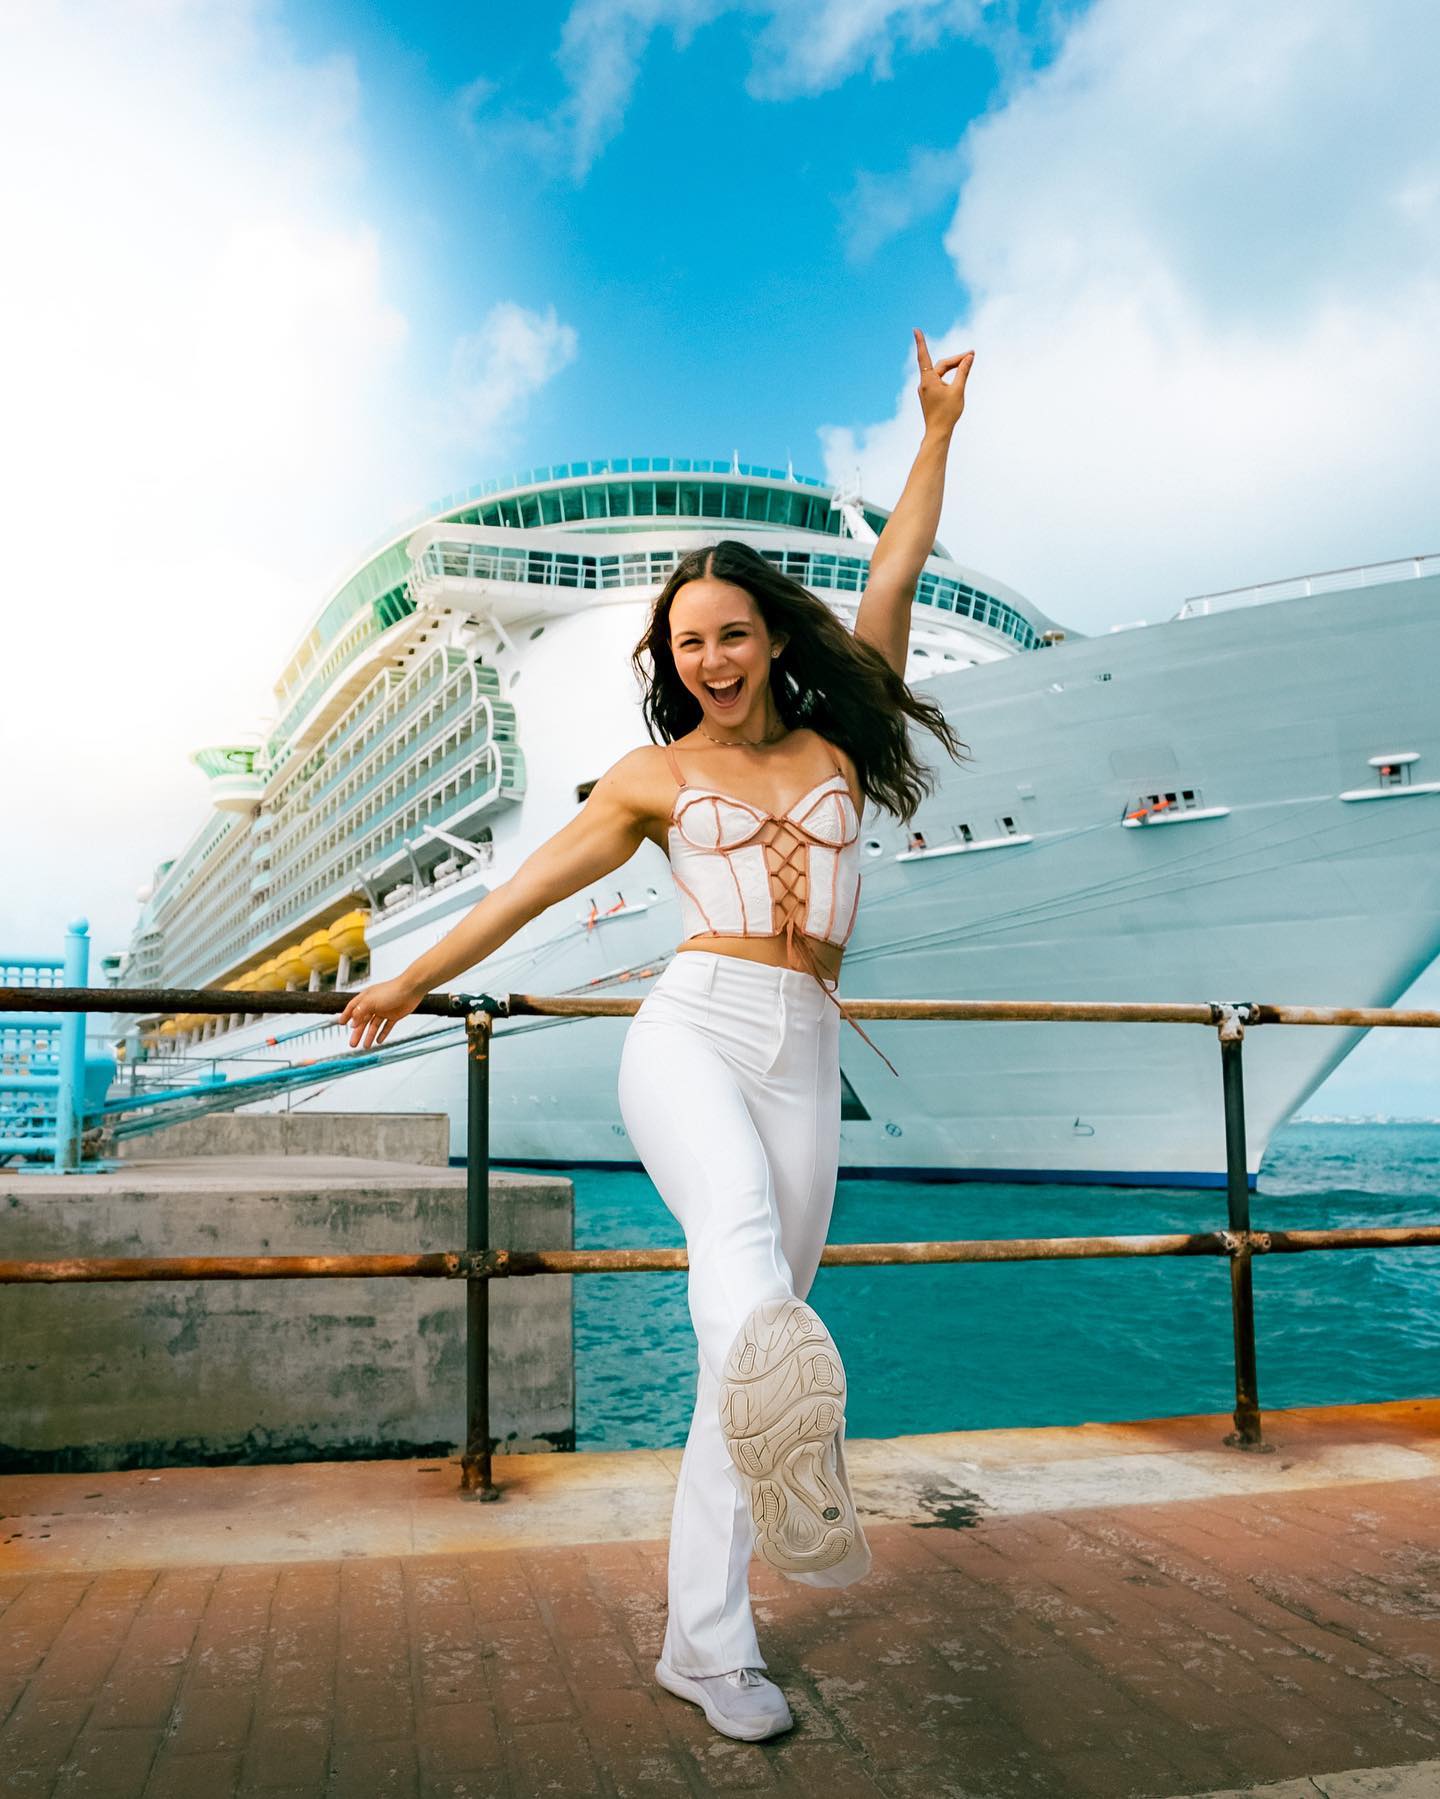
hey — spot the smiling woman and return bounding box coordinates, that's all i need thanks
[339,327,974,1743]
[632,535,966,825]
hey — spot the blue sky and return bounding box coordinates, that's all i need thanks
[280,0,1075,484]
[1,0,1437,1114]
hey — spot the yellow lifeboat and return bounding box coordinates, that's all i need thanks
[158,1019,179,1037]
[328,909,370,958]
[299,929,340,974]
[274,944,311,988]
[250,959,286,992]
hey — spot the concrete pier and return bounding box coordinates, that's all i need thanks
[0,1156,574,1471]
[113,1113,453,1167]
[0,1397,1436,1796]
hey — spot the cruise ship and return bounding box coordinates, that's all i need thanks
[114,456,1440,1185]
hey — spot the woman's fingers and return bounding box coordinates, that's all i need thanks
[348,1005,378,1050]
[916,345,976,431]
[913,325,933,369]
[341,980,418,1050]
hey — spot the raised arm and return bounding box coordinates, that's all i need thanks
[853,329,974,677]
[338,748,659,1048]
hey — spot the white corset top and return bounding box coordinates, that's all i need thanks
[662,745,862,958]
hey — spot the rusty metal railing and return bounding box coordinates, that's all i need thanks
[3,984,1439,1501]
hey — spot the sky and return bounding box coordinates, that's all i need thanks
[1,0,1437,1113]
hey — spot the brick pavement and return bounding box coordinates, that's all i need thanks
[2,1473,1438,1798]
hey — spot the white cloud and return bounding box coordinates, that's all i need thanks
[843,141,969,261]
[819,0,1440,627]
[553,0,720,179]
[0,1,575,959]
[447,303,580,443]
[529,0,993,178]
[744,0,983,99]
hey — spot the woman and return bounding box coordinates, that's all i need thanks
[340,328,974,1742]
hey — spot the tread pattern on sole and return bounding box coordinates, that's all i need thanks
[718,1298,856,1574]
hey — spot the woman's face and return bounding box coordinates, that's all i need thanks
[667,578,784,728]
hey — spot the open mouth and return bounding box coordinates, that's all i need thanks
[705,677,744,708]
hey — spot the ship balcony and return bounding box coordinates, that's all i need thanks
[204,774,264,814]
[1121,789,1229,827]
[283,667,511,832]
[1122,806,1231,827]
[1340,752,1440,802]
[361,743,523,853]
[304,647,499,797]
[1339,782,1440,802]
[321,728,513,841]
[257,744,524,930]
[896,832,1034,862]
[191,743,265,815]
[299,688,480,818]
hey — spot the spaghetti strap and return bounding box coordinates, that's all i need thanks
[824,743,858,812]
[662,741,687,789]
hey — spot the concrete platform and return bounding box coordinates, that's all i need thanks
[1,1397,1437,1796]
[0,1154,474,1197]
[1,1157,574,1469]
[113,1114,453,1167]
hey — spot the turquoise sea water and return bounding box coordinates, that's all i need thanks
[568,1122,1440,1450]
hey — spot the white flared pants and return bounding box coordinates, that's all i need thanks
[618,950,864,1678]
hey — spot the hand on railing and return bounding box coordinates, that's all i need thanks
[338,977,427,1050]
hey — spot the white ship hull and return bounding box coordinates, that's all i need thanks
[225,569,1440,1186]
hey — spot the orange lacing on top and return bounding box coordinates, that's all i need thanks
[662,742,897,1076]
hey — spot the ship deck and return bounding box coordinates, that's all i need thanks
[2,1398,1437,1798]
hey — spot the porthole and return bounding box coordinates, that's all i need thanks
[529,625,545,640]
[509,670,521,688]
[863,838,884,857]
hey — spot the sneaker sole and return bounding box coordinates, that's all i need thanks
[719,1297,856,1574]
[653,1660,793,1741]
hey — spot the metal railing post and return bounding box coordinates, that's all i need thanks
[53,920,90,1172]
[1216,1004,1269,1452]
[460,1008,498,1500]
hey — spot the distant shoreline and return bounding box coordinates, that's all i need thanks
[1291,1115,1440,1126]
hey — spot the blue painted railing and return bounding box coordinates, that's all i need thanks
[0,921,104,1170]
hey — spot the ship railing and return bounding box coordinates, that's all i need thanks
[2,983,1438,1501]
[1172,551,1439,618]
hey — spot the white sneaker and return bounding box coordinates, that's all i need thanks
[719,1296,858,1576]
[654,1658,794,1740]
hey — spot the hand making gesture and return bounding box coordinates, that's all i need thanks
[914,327,974,436]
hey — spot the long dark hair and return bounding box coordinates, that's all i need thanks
[631,539,968,821]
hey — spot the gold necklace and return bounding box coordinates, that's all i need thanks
[698,723,788,749]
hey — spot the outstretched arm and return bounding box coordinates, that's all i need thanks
[853,329,974,677]
[338,750,656,1048]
